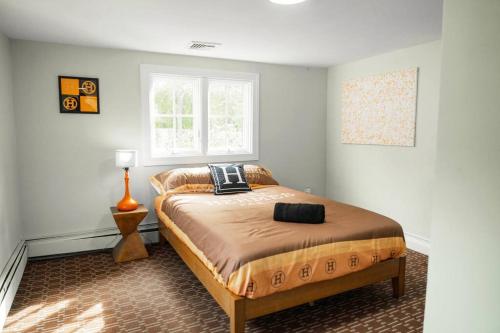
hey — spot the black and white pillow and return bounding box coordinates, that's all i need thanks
[208,163,252,195]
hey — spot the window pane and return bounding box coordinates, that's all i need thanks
[179,84,193,115]
[154,125,174,154]
[228,85,244,117]
[227,117,244,149]
[155,116,173,129]
[150,75,201,157]
[208,79,252,154]
[208,117,227,151]
[208,83,226,116]
[154,80,173,115]
[180,116,193,129]
[176,124,194,149]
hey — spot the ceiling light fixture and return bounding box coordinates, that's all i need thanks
[269,0,308,5]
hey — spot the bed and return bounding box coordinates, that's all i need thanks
[152,166,406,333]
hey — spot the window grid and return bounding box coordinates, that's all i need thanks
[141,65,259,166]
[208,79,250,154]
[149,76,201,157]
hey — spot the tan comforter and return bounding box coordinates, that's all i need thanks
[155,185,405,299]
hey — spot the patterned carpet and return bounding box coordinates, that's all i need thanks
[4,245,427,333]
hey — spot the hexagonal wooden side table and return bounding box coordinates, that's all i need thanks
[110,204,149,263]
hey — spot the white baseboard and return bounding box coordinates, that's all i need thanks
[404,231,430,255]
[27,224,429,258]
[26,223,428,259]
[27,223,159,258]
[0,240,27,332]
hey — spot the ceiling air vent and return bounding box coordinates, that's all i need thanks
[188,41,221,50]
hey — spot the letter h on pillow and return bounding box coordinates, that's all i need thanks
[208,163,252,195]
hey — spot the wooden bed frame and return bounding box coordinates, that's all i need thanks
[158,220,406,333]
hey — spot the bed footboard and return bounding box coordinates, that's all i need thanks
[157,220,406,333]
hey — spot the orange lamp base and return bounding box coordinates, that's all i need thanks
[117,168,139,212]
[117,196,139,212]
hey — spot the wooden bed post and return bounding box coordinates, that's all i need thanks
[392,256,406,298]
[229,298,246,333]
[158,220,166,246]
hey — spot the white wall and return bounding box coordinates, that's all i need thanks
[11,40,327,241]
[326,41,441,245]
[0,33,22,274]
[0,32,25,330]
[424,1,500,332]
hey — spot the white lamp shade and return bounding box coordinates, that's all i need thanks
[115,149,138,168]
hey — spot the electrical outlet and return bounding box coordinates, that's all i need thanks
[304,187,312,194]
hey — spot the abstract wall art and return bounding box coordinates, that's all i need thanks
[58,76,100,114]
[341,68,418,146]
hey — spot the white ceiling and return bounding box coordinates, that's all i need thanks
[0,0,442,67]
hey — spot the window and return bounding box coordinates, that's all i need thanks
[141,65,259,166]
[149,75,201,158]
[208,79,252,154]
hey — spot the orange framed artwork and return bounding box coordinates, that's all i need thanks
[58,76,100,114]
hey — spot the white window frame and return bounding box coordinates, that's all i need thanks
[141,64,259,166]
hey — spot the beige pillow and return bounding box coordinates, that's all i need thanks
[150,165,278,195]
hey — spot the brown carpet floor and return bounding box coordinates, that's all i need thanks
[4,245,427,333]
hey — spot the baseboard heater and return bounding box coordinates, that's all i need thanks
[0,240,28,331]
[26,222,159,259]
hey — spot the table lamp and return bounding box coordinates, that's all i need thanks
[115,149,139,211]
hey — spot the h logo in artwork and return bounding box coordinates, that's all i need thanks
[372,255,379,264]
[220,166,245,184]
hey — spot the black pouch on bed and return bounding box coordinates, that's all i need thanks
[273,203,325,224]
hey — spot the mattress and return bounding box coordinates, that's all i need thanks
[155,185,406,299]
